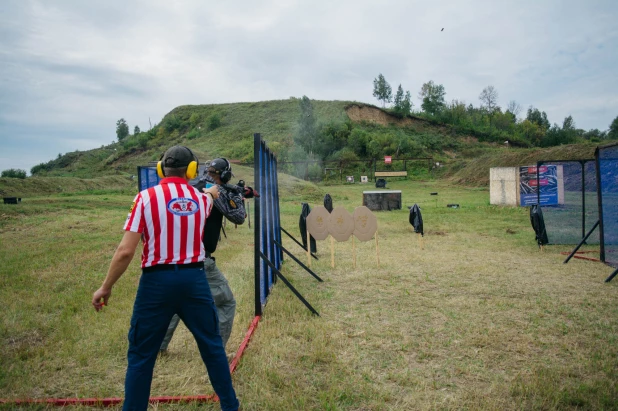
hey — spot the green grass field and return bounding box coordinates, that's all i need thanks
[1,178,617,410]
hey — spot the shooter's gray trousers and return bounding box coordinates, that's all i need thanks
[160,257,236,350]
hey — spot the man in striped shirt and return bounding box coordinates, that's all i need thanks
[92,146,240,411]
[160,158,247,355]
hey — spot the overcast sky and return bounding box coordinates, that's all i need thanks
[1,0,617,174]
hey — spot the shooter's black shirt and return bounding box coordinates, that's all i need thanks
[193,177,245,254]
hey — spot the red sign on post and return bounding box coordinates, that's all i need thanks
[384,156,392,164]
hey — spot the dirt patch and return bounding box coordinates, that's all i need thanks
[66,222,98,232]
[344,104,485,147]
[426,230,447,236]
[6,330,44,351]
[443,150,458,159]
[460,135,479,144]
[346,104,419,127]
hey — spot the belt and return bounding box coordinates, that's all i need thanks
[143,262,204,273]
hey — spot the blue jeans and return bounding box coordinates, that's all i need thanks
[123,265,239,411]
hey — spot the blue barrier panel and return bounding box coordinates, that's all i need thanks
[263,140,272,302]
[273,155,283,268]
[254,133,282,315]
[264,146,271,292]
[596,144,618,266]
[254,133,317,316]
[137,166,160,191]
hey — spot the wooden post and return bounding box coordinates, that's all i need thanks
[418,233,424,250]
[330,236,335,268]
[352,236,356,269]
[307,227,312,267]
[375,231,380,267]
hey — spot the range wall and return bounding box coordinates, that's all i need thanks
[490,167,519,206]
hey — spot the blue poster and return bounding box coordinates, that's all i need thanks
[520,165,558,206]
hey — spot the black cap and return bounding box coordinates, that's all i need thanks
[208,158,231,173]
[162,146,194,168]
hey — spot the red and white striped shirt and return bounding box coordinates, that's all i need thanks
[124,177,211,268]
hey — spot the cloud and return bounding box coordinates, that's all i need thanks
[0,0,617,174]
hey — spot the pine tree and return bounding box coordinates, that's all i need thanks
[393,84,404,115]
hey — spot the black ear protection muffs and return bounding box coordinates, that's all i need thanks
[156,146,199,179]
[219,158,232,183]
[208,157,232,183]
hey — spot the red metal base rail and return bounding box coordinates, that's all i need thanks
[560,251,601,262]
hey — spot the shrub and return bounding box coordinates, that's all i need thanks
[164,115,182,132]
[186,129,200,140]
[122,137,138,151]
[327,147,360,164]
[207,113,221,131]
[138,133,149,148]
[1,168,27,179]
[308,163,322,181]
[348,129,369,157]
[189,113,200,127]
[31,163,49,175]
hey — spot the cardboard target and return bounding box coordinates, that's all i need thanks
[328,206,354,242]
[353,206,378,241]
[306,206,331,240]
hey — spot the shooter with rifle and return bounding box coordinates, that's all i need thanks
[160,158,258,354]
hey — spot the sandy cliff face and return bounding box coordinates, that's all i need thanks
[345,104,435,126]
[345,104,416,126]
[345,104,478,143]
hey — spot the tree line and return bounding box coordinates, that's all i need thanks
[281,84,618,180]
[371,73,618,147]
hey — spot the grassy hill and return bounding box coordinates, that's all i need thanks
[11,99,616,189]
[28,99,353,178]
